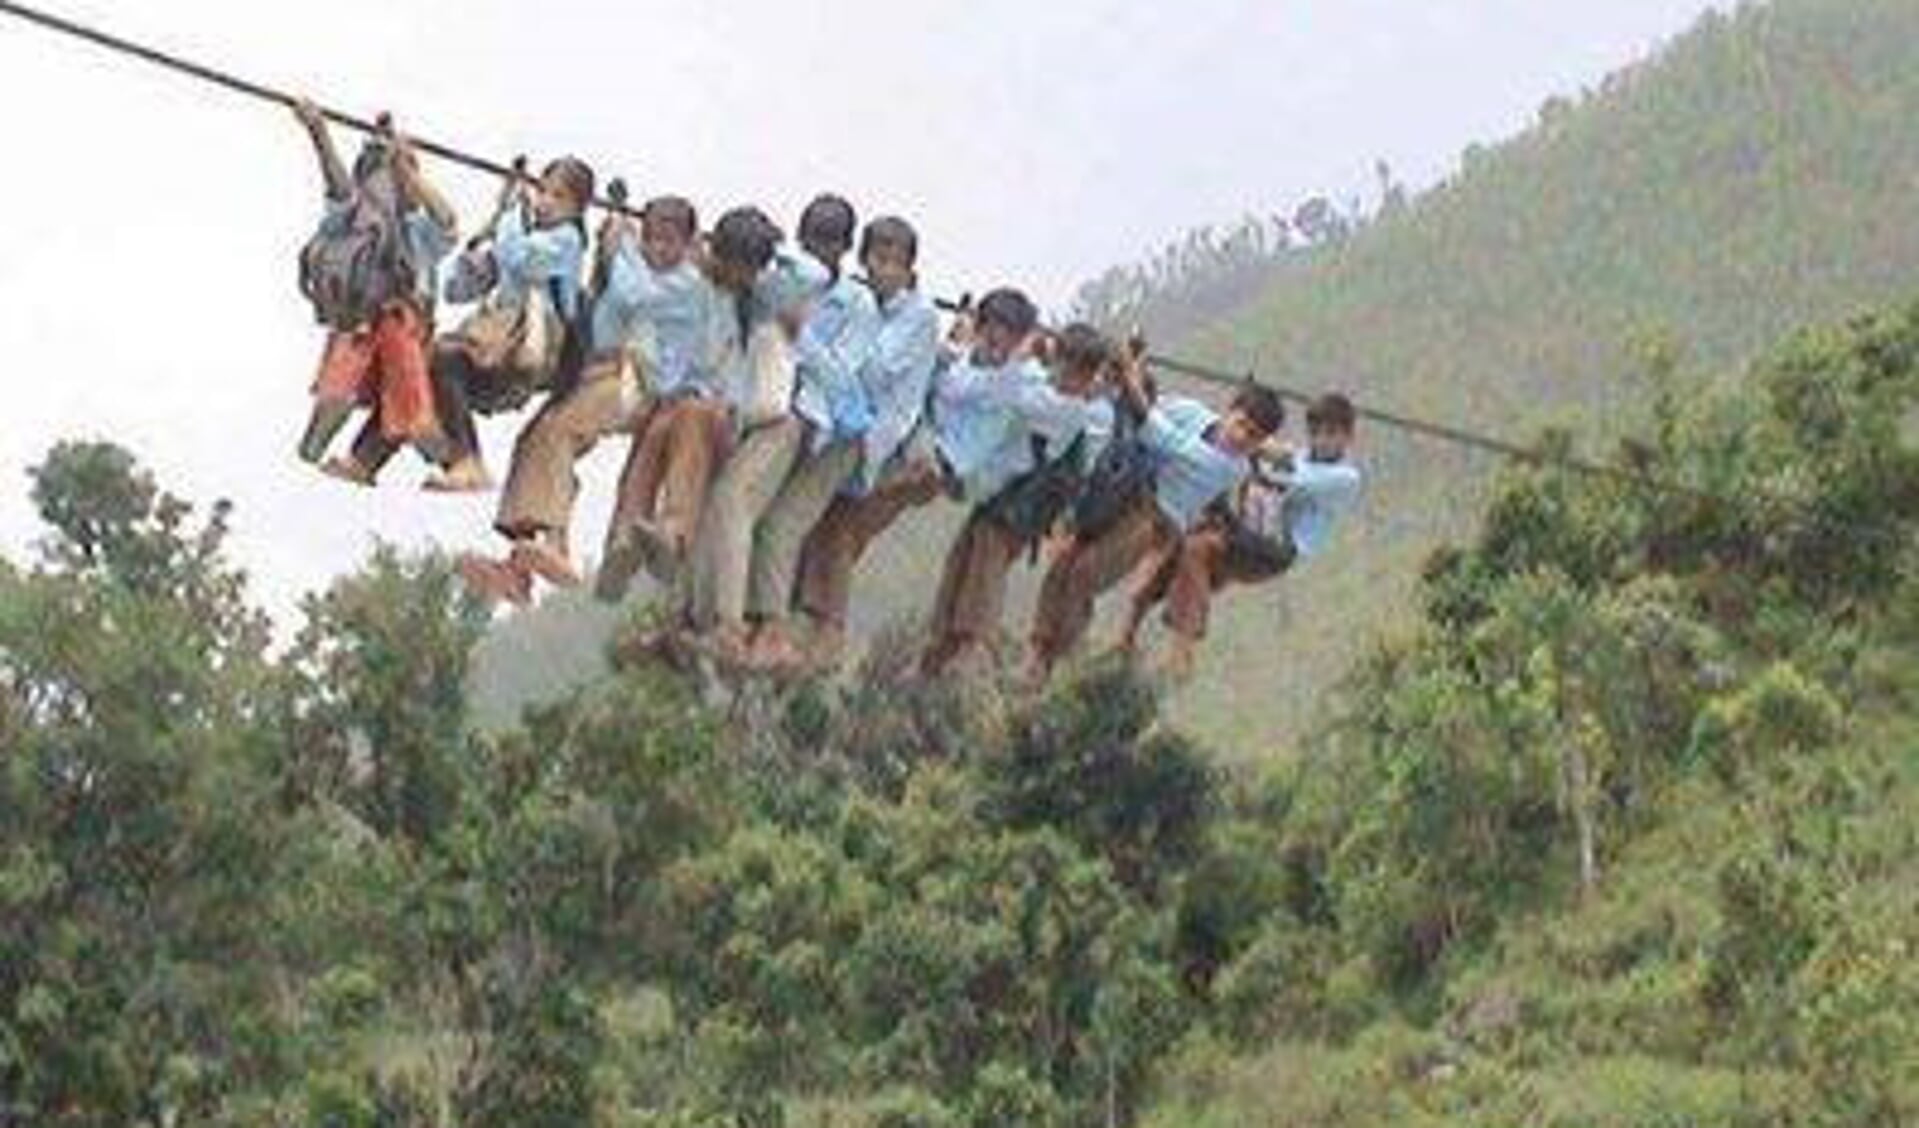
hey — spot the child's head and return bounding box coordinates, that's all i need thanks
[1218,383,1288,455]
[640,195,699,272]
[1305,392,1358,460]
[798,194,858,271]
[859,216,919,301]
[707,206,782,294]
[534,157,596,225]
[973,288,1039,367]
[1051,322,1112,395]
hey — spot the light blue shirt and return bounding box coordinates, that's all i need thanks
[792,268,881,446]
[1140,395,1252,532]
[317,201,456,309]
[589,231,708,393]
[702,253,831,414]
[492,205,586,320]
[931,354,1114,502]
[854,287,941,492]
[1272,453,1363,557]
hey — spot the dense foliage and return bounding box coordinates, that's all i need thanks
[7,295,1919,1124]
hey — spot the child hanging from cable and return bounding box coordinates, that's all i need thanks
[459,193,707,604]
[790,216,942,670]
[918,303,1118,679]
[291,99,457,481]
[1117,392,1361,680]
[1027,368,1288,683]
[334,155,595,491]
[593,206,786,603]
[735,196,886,674]
[680,203,837,666]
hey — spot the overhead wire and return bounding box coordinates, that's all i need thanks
[0,0,1909,551]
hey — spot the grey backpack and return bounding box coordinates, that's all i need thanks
[298,144,415,331]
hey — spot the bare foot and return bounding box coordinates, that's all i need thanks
[320,456,375,488]
[458,553,531,607]
[746,622,808,675]
[512,540,581,588]
[595,527,644,603]
[423,457,493,494]
[631,518,682,587]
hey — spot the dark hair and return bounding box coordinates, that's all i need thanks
[1231,382,1288,437]
[859,215,919,266]
[976,288,1039,337]
[1053,322,1111,375]
[1307,392,1358,432]
[542,156,597,212]
[798,194,857,255]
[710,206,783,272]
[642,195,699,239]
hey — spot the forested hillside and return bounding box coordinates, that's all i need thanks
[1164,0,1919,751]
[5,288,1916,1125]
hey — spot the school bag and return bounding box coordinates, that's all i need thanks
[1072,402,1156,539]
[297,143,415,331]
[981,431,1089,555]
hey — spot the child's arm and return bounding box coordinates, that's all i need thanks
[292,97,350,202]
[798,290,882,429]
[492,206,582,289]
[865,302,941,405]
[390,126,457,238]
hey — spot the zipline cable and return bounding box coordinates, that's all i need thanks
[0,0,1906,549]
[0,0,1641,482]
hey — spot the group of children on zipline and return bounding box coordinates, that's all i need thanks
[291,106,1362,683]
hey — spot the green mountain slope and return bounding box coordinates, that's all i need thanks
[1166,0,1919,754]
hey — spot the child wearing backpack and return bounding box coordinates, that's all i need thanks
[291,99,457,481]
[1119,392,1361,680]
[337,157,595,492]
[1027,379,1288,682]
[918,308,1118,679]
[790,216,942,669]
[594,205,785,604]
[459,196,706,603]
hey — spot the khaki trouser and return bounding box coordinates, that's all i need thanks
[746,438,864,620]
[794,459,945,629]
[687,417,806,633]
[1031,494,1177,666]
[496,358,643,542]
[605,398,734,558]
[1132,516,1298,641]
[921,510,1026,676]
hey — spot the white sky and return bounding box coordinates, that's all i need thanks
[0,0,1720,624]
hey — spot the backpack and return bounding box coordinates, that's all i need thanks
[298,145,415,331]
[981,431,1089,555]
[1072,403,1156,539]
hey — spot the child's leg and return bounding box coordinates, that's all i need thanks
[422,348,489,490]
[369,305,439,448]
[746,439,863,643]
[647,401,736,579]
[794,460,942,642]
[1120,536,1183,652]
[1030,498,1171,673]
[495,365,634,585]
[686,418,805,647]
[921,513,1022,678]
[303,330,373,464]
[1163,526,1232,641]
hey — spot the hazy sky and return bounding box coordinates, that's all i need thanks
[0,0,1721,623]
